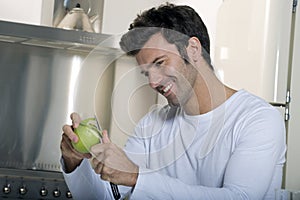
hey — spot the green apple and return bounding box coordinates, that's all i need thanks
[71,118,102,154]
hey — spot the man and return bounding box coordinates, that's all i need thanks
[61,3,286,199]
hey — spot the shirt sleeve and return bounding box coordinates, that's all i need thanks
[61,158,133,200]
[129,108,286,200]
[62,158,113,199]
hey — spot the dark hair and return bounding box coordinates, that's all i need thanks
[119,3,212,66]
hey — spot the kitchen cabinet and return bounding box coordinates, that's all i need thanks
[0,0,54,26]
[214,0,292,104]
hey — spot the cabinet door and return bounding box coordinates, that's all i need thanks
[214,0,293,103]
[285,3,300,190]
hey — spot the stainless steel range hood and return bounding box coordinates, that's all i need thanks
[0,20,122,52]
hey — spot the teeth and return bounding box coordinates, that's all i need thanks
[163,83,172,93]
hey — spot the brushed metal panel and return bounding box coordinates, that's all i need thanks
[0,41,114,171]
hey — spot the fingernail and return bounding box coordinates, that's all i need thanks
[72,135,78,143]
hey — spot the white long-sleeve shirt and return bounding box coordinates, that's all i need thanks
[63,90,286,200]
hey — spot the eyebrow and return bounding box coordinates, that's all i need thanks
[151,55,167,64]
[142,55,167,69]
[140,55,167,74]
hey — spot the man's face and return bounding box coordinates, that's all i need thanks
[136,33,197,107]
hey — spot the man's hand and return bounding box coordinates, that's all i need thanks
[61,113,92,173]
[91,131,139,187]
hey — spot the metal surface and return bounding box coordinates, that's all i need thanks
[0,20,121,51]
[1,41,83,171]
[53,0,103,33]
[0,168,72,199]
[0,20,122,198]
[0,21,119,172]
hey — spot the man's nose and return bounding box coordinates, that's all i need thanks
[148,70,162,89]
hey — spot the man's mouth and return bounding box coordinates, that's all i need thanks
[156,82,174,98]
[163,83,173,94]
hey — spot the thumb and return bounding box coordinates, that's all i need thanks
[102,130,111,144]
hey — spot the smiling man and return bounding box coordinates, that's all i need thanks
[61,3,286,200]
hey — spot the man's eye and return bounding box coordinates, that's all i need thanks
[155,60,163,67]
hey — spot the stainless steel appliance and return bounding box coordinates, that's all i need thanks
[0,20,120,199]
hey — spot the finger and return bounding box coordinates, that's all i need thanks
[70,112,81,128]
[61,134,80,159]
[92,158,104,174]
[100,166,114,182]
[89,143,104,158]
[62,124,78,143]
[100,174,111,183]
[91,155,103,166]
[102,130,111,144]
[61,133,91,159]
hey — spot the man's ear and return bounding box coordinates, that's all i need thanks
[187,37,202,62]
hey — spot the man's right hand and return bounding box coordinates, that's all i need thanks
[60,112,92,173]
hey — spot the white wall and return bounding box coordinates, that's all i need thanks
[102,0,167,34]
[0,0,54,26]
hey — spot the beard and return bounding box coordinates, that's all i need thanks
[171,63,197,106]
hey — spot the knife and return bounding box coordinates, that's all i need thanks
[94,115,121,200]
